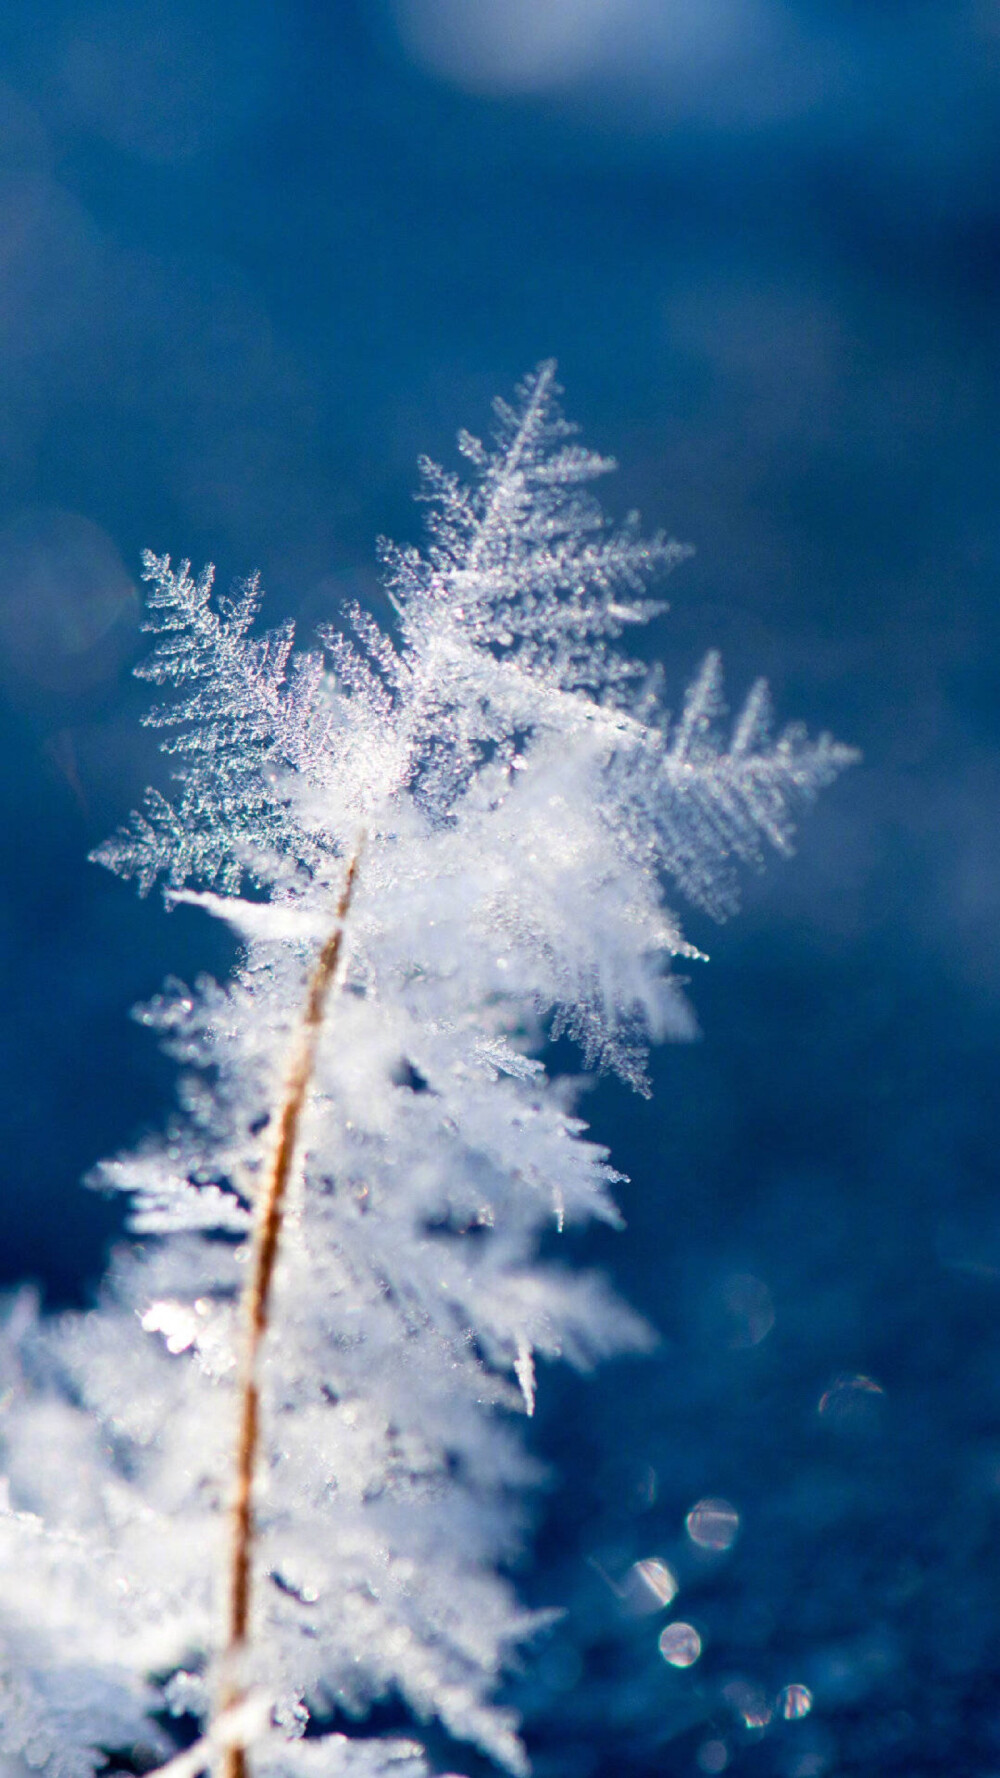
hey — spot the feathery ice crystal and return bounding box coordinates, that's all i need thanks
[0,366,854,1778]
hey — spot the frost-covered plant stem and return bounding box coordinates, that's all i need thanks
[221,844,363,1778]
[0,366,854,1778]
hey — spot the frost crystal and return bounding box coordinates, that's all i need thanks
[0,366,854,1778]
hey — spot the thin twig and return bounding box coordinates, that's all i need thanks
[218,844,363,1778]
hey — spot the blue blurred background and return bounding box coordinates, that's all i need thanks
[1,3,998,1774]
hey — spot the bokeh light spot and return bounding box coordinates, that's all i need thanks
[624,1555,678,1612]
[818,1373,885,1431]
[658,1621,702,1667]
[720,1271,775,1348]
[390,0,615,94]
[778,1683,813,1721]
[686,1497,740,1551]
[0,509,136,700]
[722,1678,772,1729]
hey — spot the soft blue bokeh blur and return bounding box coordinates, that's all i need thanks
[1,3,998,1773]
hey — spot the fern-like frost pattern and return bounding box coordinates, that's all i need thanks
[0,367,855,1778]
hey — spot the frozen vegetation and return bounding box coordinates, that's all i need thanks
[0,366,853,1778]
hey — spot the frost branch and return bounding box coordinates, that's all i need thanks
[0,366,855,1778]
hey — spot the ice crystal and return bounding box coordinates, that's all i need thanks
[0,366,855,1778]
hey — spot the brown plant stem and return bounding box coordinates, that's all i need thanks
[219,845,363,1778]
